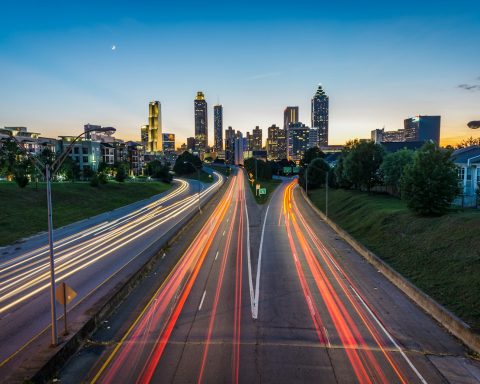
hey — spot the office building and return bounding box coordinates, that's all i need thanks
[284,106,299,130]
[147,101,162,153]
[162,133,175,153]
[371,128,405,143]
[234,131,244,166]
[287,122,310,163]
[214,104,223,152]
[404,116,441,145]
[252,126,262,150]
[266,124,287,161]
[140,125,148,147]
[194,91,208,152]
[225,126,236,164]
[311,85,329,146]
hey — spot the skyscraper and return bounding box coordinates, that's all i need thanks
[266,124,287,160]
[147,101,162,153]
[311,85,329,146]
[404,115,441,145]
[225,126,236,164]
[213,104,223,152]
[234,131,244,166]
[194,91,208,152]
[284,106,299,130]
[252,126,262,150]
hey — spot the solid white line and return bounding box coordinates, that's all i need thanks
[351,288,428,384]
[252,204,270,319]
[198,290,207,311]
[215,251,219,261]
[245,191,255,318]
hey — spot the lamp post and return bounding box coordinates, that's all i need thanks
[9,126,115,346]
[184,161,201,213]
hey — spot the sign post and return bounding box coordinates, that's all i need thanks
[255,183,260,196]
[55,282,77,336]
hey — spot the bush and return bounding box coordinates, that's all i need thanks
[401,142,458,216]
[174,152,202,175]
[90,173,100,187]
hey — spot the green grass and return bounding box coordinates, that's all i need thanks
[247,178,282,204]
[309,188,480,331]
[0,181,171,246]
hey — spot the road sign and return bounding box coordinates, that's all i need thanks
[56,282,77,336]
[259,188,267,195]
[55,282,77,305]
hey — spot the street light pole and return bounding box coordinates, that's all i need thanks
[8,126,115,346]
[45,164,58,346]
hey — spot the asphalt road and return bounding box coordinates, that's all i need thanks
[0,174,223,381]
[66,172,480,383]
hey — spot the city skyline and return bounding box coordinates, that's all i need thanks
[1,1,479,147]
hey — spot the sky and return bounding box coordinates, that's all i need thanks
[1,0,479,147]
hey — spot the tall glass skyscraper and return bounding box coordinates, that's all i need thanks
[213,104,223,152]
[311,85,329,146]
[194,91,208,152]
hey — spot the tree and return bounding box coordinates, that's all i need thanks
[300,147,326,166]
[455,136,480,149]
[299,158,330,190]
[380,149,414,196]
[146,160,173,183]
[244,158,272,180]
[343,141,385,191]
[401,142,458,216]
[0,138,20,180]
[13,158,31,188]
[58,157,81,182]
[82,166,94,180]
[173,152,202,175]
[115,162,128,182]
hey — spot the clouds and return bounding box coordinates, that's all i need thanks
[458,77,480,91]
[467,121,480,129]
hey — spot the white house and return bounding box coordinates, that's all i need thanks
[451,145,480,206]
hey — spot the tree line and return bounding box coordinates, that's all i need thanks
[299,141,460,216]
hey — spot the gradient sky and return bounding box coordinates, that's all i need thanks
[1,0,479,146]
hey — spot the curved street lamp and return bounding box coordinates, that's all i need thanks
[8,126,115,346]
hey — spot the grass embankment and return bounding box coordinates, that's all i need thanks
[0,181,171,246]
[248,178,281,204]
[309,188,480,331]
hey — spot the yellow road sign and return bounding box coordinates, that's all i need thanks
[55,282,77,305]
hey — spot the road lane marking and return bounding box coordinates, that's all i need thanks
[351,288,428,384]
[215,251,219,261]
[252,204,270,319]
[222,230,226,236]
[198,290,207,310]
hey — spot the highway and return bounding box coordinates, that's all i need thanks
[80,169,480,383]
[0,173,223,380]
